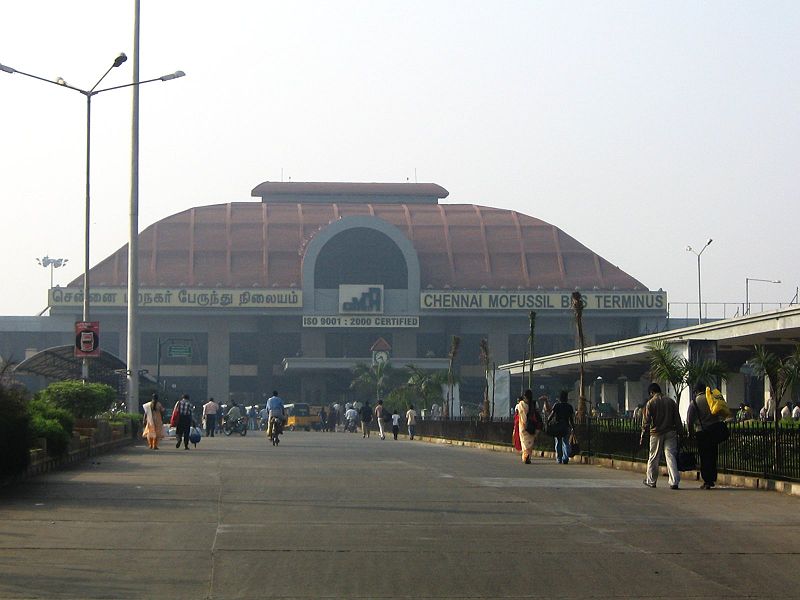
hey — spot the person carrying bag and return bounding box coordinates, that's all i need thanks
[687,382,728,489]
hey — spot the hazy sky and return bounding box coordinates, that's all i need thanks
[1,1,798,318]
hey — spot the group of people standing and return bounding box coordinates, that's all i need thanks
[322,400,415,441]
[514,382,727,491]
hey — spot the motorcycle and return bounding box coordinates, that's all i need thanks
[269,415,284,446]
[223,416,248,436]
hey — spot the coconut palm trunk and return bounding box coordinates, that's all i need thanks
[479,338,491,422]
[571,292,587,420]
[528,311,536,392]
[446,335,460,419]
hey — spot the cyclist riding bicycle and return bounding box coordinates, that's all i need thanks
[266,390,285,437]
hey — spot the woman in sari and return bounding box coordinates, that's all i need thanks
[142,393,165,450]
[515,394,537,464]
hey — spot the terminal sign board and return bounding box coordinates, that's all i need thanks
[420,290,667,311]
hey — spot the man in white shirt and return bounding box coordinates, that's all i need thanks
[780,404,791,420]
[202,398,219,437]
[792,403,800,421]
[406,404,417,440]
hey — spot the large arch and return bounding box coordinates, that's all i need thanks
[301,216,421,312]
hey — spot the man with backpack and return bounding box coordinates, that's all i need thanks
[687,382,728,489]
[640,383,682,489]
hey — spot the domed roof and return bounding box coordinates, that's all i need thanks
[80,200,646,291]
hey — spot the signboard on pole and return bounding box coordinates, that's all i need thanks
[74,321,100,358]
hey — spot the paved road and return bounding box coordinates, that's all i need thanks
[1,431,799,599]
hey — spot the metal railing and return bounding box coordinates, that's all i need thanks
[416,417,800,483]
[667,301,796,322]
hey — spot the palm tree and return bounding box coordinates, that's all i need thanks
[350,362,398,405]
[646,340,728,411]
[479,338,491,421]
[749,344,800,468]
[446,335,460,419]
[527,311,536,391]
[571,292,587,420]
[406,365,448,412]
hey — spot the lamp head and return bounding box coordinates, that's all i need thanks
[0,63,15,74]
[706,238,713,246]
[113,53,128,68]
[160,70,186,81]
[686,245,693,253]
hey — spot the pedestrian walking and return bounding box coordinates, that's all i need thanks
[318,406,327,431]
[142,393,164,450]
[374,400,386,440]
[548,390,575,464]
[360,401,373,438]
[174,394,194,450]
[687,382,729,489]
[640,383,682,489]
[202,397,219,437]
[248,405,258,430]
[391,410,400,440]
[406,404,417,440]
[515,394,540,464]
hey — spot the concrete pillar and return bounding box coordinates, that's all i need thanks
[722,373,745,407]
[624,380,643,412]
[600,382,619,413]
[206,319,230,404]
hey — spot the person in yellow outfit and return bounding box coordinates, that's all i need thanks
[142,393,165,450]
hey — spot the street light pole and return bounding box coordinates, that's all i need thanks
[745,277,781,315]
[686,239,713,325]
[2,56,184,383]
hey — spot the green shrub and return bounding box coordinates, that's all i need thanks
[28,398,74,432]
[0,378,31,479]
[29,414,71,456]
[36,380,116,419]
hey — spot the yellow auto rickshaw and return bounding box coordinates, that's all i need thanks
[284,403,316,431]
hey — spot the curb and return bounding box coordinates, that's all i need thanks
[413,435,800,498]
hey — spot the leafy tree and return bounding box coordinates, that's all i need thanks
[36,380,116,419]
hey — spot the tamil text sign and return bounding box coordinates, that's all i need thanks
[50,288,302,309]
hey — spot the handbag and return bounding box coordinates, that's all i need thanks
[169,403,179,428]
[568,432,580,457]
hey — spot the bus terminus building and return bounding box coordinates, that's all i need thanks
[8,182,667,414]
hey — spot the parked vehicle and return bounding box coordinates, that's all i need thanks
[223,416,248,436]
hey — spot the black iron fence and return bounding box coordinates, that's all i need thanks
[415,417,800,483]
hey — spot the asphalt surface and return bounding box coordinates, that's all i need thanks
[1,429,799,599]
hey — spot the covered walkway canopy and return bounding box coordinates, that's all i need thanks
[500,305,800,381]
[14,345,130,389]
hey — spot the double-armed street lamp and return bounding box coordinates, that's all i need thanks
[1,55,184,379]
[686,239,713,325]
[36,255,69,291]
[745,277,781,315]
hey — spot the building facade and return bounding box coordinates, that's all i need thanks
[3,182,667,413]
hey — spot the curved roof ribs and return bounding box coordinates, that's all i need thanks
[551,226,566,286]
[189,207,197,285]
[511,211,531,287]
[473,205,491,275]
[438,204,456,283]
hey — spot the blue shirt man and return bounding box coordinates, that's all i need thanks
[266,391,284,437]
[266,391,284,415]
